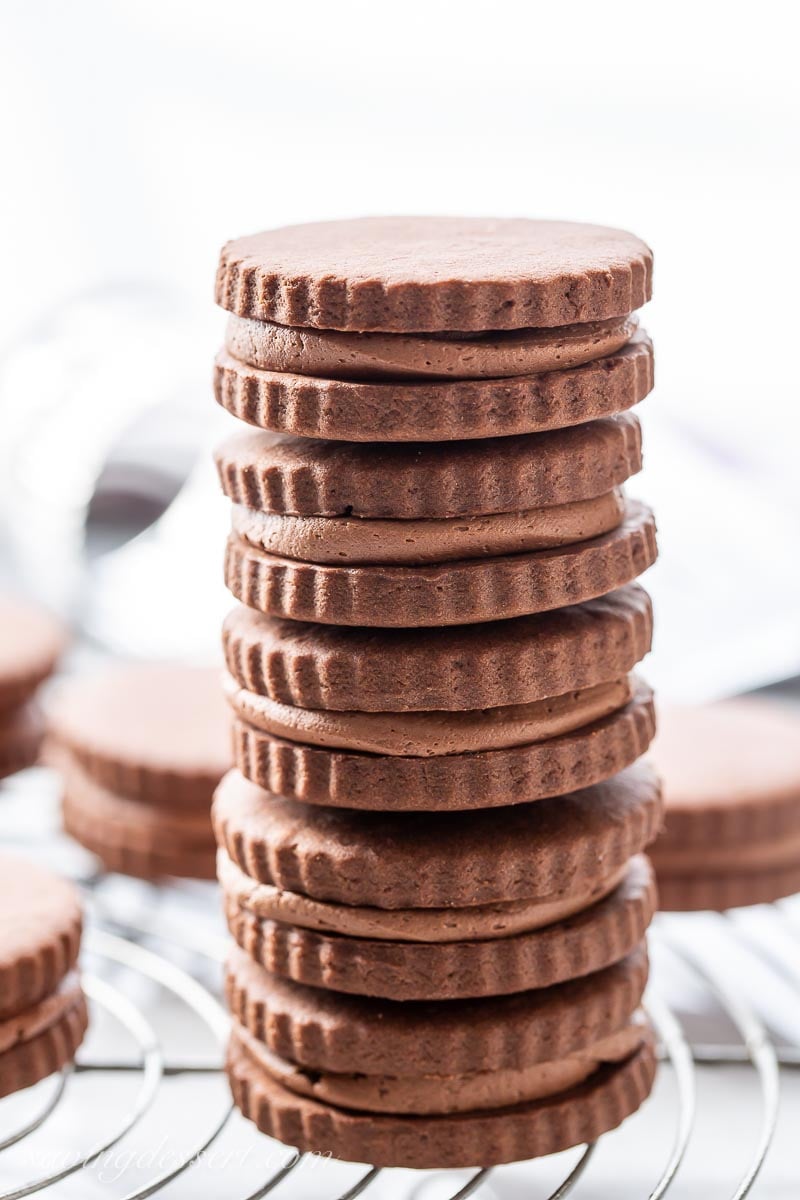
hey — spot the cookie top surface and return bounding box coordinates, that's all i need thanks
[650,699,800,849]
[215,412,642,520]
[215,216,652,332]
[0,854,83,1019]
[0,596,66,710]
[48,663,230,801]
[213,763,661,908]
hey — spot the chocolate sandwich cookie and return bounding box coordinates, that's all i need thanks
[0,975,89,1101]
[224,855,656,1001]
[226,942,649,1078]
[229,1016,654,1168]
[213,331,654,443]
[61,759,217,881]
[48,663,230,808]
[225,501,656,628]
[228,1026,655,1168]
[214,766,660,998]
[215,413,642,521]
[0,596,65,715]
[49,663,230,882]
[222,584,653,713]
[225,945,651,1161]
[230,677,654,810]
[213,763,661,909]
[0,701,45,779]
[0,855,87,1098]
[650,700,800,910]
[215,216,652,333]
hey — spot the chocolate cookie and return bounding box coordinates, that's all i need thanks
[225,943,649,1076]
[213,763,661,909]
[0,977,89,1101]
[0,855,83,1020]
[222,584,652,713]
[228,1028,654,1168]
[0,595,65,714]
[230,678,655,810]
[48,663,230,807]
[225,501,656,628]
[215,217,652,332]
[213,331,654,443]
[223,855,656,1002]
[0,856,87,1098]
[650,700,800,910]
[214,413,642,520]
[61,759,217,882]
[0,701,45,779]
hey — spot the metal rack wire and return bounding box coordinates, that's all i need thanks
[2,772,800,1198]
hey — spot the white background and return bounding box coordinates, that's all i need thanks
[1,0,799,694]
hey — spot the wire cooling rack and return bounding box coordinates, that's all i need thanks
[2,768,800,1199]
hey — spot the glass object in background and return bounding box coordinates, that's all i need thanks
[0,282,224,659]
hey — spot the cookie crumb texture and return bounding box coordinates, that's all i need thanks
[212,216,657,1165]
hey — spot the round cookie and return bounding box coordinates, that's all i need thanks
[222,584,653,713]
[0,701,45,779]
[0,855,83,1020]
[225,943,648,1077]
[215,216,652,333]
[214,330,653,442]
[230,678,655,810]
[0,976,89,1101]
[228,1028,654,1169]
[234,1015,646,1116]
[0,595,65,714]
[649,700,800,910]
[213,763,662,910]
[225,501,657,629]
[222,856,656,1002]
[48,663,230,807]
[62,762,217,882]
[214,413,643,520]
[228,1030,655,1168]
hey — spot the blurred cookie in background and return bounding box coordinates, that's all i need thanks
[0,854,87,1099]
[47,663,230,881]
[0,595,66,779]
[650,699,800,910]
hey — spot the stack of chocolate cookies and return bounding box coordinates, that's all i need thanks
[211,218,661,1168]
